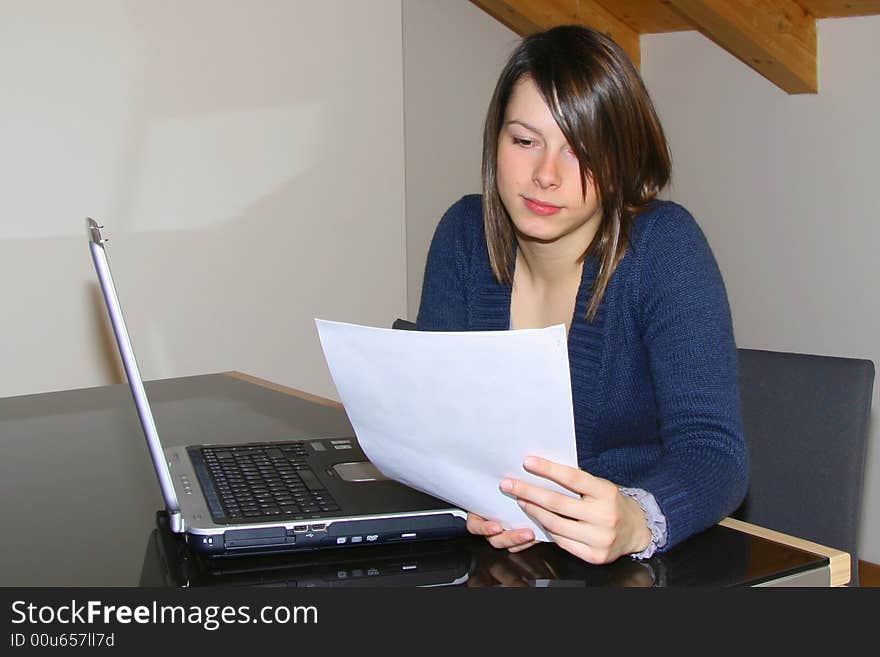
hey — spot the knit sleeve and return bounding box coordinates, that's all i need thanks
[416,196,480,331]
[632,205,749,549]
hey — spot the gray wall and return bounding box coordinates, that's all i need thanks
[401,5,880,563]
[0,0,407,402]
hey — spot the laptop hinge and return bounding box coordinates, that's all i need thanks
[168,511,184,534]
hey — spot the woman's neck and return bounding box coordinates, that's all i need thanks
[514,232,589,289]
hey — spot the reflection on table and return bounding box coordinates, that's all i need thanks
[142,510,826,588]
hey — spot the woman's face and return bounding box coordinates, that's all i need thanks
[496,76,602,247]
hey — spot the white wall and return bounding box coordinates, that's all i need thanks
[0,0,407,401]
[641,18,880,563]
[402,0,517,319]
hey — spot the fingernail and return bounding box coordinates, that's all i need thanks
[523,456,538,469]
[500,479,514,492]
[519,531,533,541]
[487,523,502,534]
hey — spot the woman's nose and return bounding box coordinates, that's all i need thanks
[532,153,561,189]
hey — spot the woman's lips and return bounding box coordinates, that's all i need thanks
[523,196,562,216]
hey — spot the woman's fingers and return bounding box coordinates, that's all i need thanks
[486,528,536,550]
[466,512,503,536]
[501,477,583,519]
[502,477,619,531]
[506,538,540,553]
[467,512,536,551]
[522,456,616,499]
[518,499,611,549]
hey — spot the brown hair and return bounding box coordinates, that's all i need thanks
[482,25,671,321]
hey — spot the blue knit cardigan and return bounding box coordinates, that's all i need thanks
[416,194,749,550]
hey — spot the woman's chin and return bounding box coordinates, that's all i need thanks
[513,222,564,245]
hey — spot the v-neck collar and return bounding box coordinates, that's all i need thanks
[470,250,608,462]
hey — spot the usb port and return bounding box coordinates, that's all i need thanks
[293,525,308,533]
[310,523,327,532]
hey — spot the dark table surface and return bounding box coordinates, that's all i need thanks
[1,373,826,587]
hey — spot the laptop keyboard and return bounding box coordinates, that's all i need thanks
[200,443,341,521]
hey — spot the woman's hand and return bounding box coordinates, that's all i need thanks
[466,512,539,553]
[501,456,652,564]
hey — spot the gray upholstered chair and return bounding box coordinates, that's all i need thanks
[734,348,874,586]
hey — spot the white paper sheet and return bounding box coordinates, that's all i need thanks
[315,319,579,542]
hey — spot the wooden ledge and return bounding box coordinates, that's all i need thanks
[225,371,343,410]
[720,516,850,586]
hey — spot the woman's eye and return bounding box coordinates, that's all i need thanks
[512,137,535,148]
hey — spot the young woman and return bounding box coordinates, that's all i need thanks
[417,25,748,564]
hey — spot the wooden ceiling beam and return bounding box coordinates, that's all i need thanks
[593,1,694,33]
[797,0,880,17]
[667,0,817,94]
[469,0,641,68]
[467,0,880,94]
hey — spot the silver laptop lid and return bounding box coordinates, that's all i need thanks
[87,218,182,530]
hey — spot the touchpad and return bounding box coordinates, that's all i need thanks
[333,461,389,482]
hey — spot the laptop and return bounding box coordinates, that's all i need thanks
[86,218,467,558]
